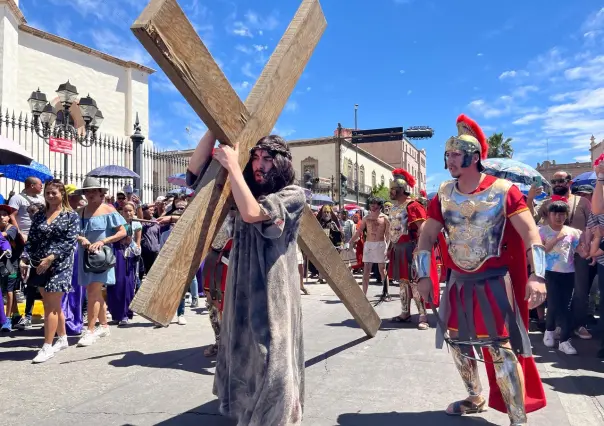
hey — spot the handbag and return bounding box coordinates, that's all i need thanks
[80,209,116,273]
[83,245,116,273]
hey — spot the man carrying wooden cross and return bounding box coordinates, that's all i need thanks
[188,131,305,425]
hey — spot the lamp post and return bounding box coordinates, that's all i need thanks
[27,80,104,182]
[354,104,359,204]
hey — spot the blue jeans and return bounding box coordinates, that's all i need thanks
[189,275,199,299]
[177,276,198,316]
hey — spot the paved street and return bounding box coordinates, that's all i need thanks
[2,279,604,426]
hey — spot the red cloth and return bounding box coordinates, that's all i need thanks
[435,232,449,283]
[388,200,440,307]
[428,176,546,414]
[202,239,232,313]
[551,195,568,203]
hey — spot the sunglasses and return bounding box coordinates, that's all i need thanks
[551,178,569,185]
[117,197,126,200]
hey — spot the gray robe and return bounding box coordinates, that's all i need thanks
[213,185,306,426]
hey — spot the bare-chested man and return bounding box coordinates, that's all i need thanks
[349,197,390,301]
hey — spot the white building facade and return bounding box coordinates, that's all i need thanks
[287,136,396,206]
[0,0,183,202]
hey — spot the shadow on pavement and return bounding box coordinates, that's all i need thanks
[60,346,217,376]
[0,348,38,361]
[336,411,498,425]
[305,336,371,368]
[153,399,236,426]
[542,375,604,396]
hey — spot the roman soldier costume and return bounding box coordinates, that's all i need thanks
[388,169,439,328]
[413,114,546,425]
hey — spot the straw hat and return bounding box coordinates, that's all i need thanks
[74,176,108,195]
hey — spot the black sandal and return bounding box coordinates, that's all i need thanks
[445,399,486,416]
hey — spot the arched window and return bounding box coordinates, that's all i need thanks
[371,170,376,187]
[353,162,358,183]
[359,166,365,186]
[381,175,385,185]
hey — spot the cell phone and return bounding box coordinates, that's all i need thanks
[533,176,542,187]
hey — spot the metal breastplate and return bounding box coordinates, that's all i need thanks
[438,178,512,272]
[389,202,411,244]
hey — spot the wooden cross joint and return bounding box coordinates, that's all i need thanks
[129,0,381,337]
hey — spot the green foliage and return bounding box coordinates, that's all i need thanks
[487,132,514,158]
[370,183,390,202]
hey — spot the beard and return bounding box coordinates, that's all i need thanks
[552,186,568,196]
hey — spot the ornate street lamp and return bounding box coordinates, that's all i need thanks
[27,80,103,148]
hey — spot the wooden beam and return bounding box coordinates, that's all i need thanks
[131,0,248,145]
[130,0,329,325]
[297,207,381,337]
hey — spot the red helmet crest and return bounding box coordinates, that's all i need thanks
[392,168,416,188]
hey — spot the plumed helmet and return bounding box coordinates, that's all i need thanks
[390,168,416,191]
[445,114,488,159]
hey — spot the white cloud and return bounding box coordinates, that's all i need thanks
[528,47,568,76]
[90,29,151,65]
[54,17,72,39]
[513,85,539,98]
[407,90,413,95]
[151,72,178,94]
[399,70,405,74]
[285,101,298,112]
[564,55,604,82]
[468,99,511,119]
[499,70,529,80]
[241,62,255,79]
[306,87,312,92]
[231,22,253,37]
[273,127,296,137]
[253,44,268,52]
[575,154,592,162]
[235,44,253,54]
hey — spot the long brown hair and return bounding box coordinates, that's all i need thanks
[44,179,71,211]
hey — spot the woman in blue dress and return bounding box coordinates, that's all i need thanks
[74,177,126,347]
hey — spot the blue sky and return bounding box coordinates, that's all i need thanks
[20,0,604,191]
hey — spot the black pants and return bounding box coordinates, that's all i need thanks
[571,254,597,329]
[141,249,158,276]
[545,270,574,341]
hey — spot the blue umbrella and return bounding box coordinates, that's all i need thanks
[482,158,551,189]
[310,194,334,204]
[167,186,194,196]
[0,161,53,182]
[515,183,547,201]
[571,171,596,189]
[88,165,140,179]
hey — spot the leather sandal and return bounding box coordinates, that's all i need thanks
[445,398,486,416]
[203,344,218,357]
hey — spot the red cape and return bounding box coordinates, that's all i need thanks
[481,223,547,413]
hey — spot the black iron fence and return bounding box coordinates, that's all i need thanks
[0,107,188,203]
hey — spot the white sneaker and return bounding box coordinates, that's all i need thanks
[559,339,578,355]
[118,319,129,326]
[33,344,55,363]
[177,315,187,325]
[52,335,69,353]
[543,330,555,348]
[554,326,561,340]
[77,329,98,347]
[94,325,111,338]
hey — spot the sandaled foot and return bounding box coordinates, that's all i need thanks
[418,316,430,330]
[391,315,412,323]
[203,344,218,357]
[445,398,486,416]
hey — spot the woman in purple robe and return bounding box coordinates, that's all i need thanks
[107,202,141,326]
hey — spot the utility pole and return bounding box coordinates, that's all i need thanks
[354,104,359,204]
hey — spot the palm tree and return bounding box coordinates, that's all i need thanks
[487,132,514,158]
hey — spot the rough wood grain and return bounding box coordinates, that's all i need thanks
[130,0,328,325]
[130,0,380,337]
[297,207,381,336]
[131,0,248,145]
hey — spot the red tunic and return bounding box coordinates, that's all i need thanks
[388,200,440,307]
[427,175,546,414]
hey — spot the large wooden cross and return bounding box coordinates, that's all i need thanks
[129,0,381,337]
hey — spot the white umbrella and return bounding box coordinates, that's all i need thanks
[0,135,33,166]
